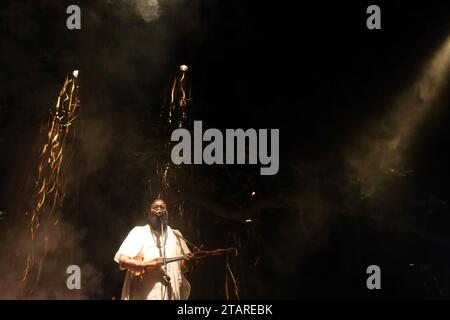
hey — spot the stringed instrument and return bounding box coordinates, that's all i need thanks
[130,247,236,278]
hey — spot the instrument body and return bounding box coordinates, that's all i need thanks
[130,248,236,278]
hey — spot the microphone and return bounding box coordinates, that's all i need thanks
[156,209,167,216]
[156,209,168,223]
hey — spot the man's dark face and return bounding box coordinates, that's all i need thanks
[149,199,167,217]
[148,199,167,230]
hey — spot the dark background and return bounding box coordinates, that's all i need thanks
[1,0,450,299]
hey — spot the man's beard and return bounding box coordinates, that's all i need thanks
[148,214,163,230]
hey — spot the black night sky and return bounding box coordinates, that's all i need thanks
[1,1,450,299]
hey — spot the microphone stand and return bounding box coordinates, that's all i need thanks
[160,212,171,299]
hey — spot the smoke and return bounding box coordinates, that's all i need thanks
[132,0,161,22]
[111,0,185,23]
[0,220,103,299]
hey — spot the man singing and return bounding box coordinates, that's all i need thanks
[114,199,192,300]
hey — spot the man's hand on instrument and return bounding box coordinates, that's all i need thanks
[181,253,194,271]
[141,258,161,271]
[119,255,147,276]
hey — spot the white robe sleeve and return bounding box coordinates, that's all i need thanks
[171,229,192,300]
[114,227,144,268]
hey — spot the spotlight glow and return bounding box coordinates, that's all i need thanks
[350,35,450,197]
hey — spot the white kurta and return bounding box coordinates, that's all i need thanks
[114,224,191,300]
